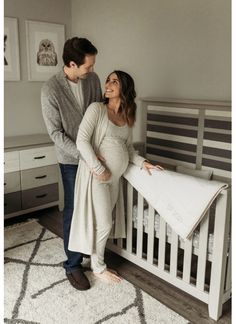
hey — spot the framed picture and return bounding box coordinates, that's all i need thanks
[4,17,21,81]
[25,20,65,81]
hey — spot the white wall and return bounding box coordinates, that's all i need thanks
[71,0,231,142]
[4,0,71,137]
[4,0,231,141]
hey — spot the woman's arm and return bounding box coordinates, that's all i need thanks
[77,103,105,174]
[126,129,164,174]
[76,103,111,181]
[126,130,146,167]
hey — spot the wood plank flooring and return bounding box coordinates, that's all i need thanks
[5,207,231,324]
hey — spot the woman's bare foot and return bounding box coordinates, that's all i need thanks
[107,268,118,275]
[94,269,122,283]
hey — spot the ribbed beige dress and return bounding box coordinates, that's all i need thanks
[91,121,130,272]
[68,103,145,266]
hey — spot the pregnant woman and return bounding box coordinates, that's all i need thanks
[69,71,163,283]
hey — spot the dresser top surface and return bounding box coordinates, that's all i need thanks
[4,134,53,150]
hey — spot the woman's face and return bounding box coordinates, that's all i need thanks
[104,73,121,99]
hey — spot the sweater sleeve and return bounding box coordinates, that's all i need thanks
[127,129,146,167]
[76,103,105,174]
[41,85,80,160]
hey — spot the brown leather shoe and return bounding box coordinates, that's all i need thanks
[66,269,90,290]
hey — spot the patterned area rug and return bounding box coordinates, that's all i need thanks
[4,220,189,324]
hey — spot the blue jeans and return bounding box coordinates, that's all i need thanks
[59,164,83,273]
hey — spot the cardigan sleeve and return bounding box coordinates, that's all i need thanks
[127,129,146,167]
[41,84,80,160]
[76,103,105,175]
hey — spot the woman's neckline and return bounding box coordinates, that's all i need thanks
[105,104,127,127]
[108,119,127,128]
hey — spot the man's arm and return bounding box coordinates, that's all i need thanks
[41,87,80,160]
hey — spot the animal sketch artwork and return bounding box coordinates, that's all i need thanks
[37,39,58,66]
[4,35,8,66]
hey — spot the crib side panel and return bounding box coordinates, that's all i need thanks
[208,190,231,320]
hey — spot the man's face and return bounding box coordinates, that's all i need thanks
[76,55,96,79]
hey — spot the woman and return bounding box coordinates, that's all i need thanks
[69,71,163,283]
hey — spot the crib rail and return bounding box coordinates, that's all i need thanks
[107,180,231,321]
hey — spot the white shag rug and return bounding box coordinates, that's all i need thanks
[4,220,189,324]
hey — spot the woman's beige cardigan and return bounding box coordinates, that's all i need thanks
[68,102,145,255]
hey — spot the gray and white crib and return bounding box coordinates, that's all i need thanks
[107,98,231,321]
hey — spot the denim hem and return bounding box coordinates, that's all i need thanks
[65,265,83,274]
[63,258,83,271]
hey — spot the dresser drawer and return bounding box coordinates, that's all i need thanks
[21,165,59,190]
[20,146,57,170]
[22,183,58,210]
[4,192,22,214]
[4,171,21,194]
[4,151,20,173]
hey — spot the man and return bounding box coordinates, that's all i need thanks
[41,37,102,290]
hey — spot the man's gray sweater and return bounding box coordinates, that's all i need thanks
[41,70,102,164]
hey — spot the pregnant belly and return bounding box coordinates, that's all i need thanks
[99,144,129,180]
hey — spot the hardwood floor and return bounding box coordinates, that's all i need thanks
[5,207,231,324]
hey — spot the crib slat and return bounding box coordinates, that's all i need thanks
[136,193,144,258]
[170,230,179,276]
[196,211,210,291]
[158,217,166,270]
[147,206,155,264]
[126,182,133,253]
[183,237,193,283]
[117,238,123,248]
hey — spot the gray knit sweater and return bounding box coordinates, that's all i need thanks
[41,70,102,164]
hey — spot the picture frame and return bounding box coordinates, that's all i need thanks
[25,20,65,81]
[4,17,21,81]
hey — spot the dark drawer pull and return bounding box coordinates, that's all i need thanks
[34,155,46,159]
[36,193,47,199]
[4,183,6,186]
[4,203,7,207]
[35,175,47,179]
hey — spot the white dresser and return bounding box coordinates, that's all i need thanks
[4,134,63,219]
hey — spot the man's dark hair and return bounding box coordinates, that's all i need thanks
[62,37,98,67]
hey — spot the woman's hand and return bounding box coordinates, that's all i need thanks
[142,161,164,175]
[93,168,111,182]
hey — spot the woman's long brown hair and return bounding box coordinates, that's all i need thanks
[103,70,136,127]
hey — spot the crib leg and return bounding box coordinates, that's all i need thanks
[208,297,223,321]
[208,190,231,321]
